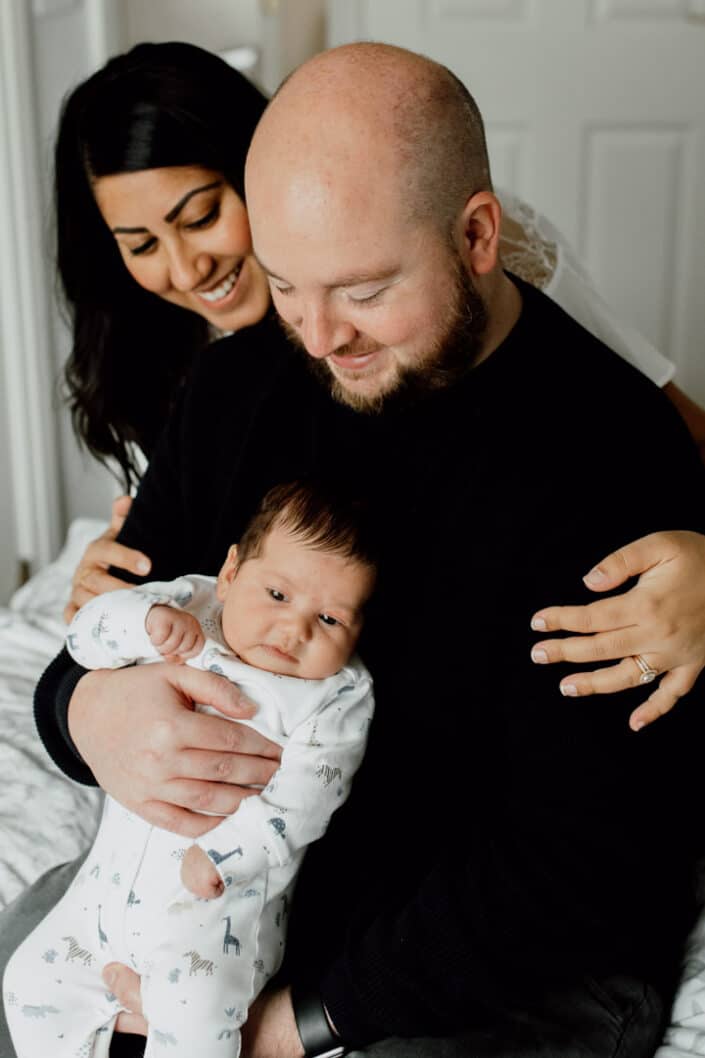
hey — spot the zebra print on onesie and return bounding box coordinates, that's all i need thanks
[3,576,374,1058]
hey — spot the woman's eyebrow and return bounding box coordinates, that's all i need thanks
[163,180,222,222]
[111,181,223,234]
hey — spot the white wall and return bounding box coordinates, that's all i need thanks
[124,0,261,56]
[30,0,126,532]
[24,0,326,544]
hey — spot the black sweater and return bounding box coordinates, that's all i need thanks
[35,280,705,1046]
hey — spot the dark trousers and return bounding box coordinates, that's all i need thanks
[0,859,664,1058]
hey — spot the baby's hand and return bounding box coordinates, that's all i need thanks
[181,844,225,899]
[146,606,205,661]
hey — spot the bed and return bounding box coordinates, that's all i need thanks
[0,520,103,910]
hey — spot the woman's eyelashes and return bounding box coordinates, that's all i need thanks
[130,236,157,257]
[185,203,220,230]
[127,204,221,255]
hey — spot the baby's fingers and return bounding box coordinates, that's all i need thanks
[628,665,701,731]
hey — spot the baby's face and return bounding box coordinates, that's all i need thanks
[217,525,375,679]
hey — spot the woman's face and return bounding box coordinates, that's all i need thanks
[93,165,270,332]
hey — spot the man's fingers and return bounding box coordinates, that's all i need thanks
[114,1011,149,1036]
[581,532,680,593]
[172,746,279,786]
[166,666,263,724]
[160,776,263,817]
[103,961,143,1013]
[139,799,227,837]
[103,961,147,1036]
[531,596,633,635]
[531,629,640,667]
[628,666,700,731]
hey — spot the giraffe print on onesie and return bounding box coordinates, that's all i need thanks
[3,576,373,1058]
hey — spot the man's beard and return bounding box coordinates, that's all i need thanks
[280,255,488,414]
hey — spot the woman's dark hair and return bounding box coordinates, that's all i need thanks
[55,41,268,488]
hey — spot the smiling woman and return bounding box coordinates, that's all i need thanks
[92,167,269,330]
[55,41,270,490]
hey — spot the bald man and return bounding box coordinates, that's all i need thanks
[17,43,705,1058]
[239,44,705,1057]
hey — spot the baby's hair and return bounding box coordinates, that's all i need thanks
[237,480,377,570]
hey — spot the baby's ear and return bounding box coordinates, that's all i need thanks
[216,544,239,601]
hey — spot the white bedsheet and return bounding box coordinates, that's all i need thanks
[0,520,105,909]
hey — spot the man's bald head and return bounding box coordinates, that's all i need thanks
[247,42,492,233]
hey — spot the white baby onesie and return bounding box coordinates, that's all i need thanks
[4,576,374,1058]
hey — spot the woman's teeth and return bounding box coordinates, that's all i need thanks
[199,264,242,303]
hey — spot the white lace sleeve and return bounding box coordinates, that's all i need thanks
[498,188,674,388]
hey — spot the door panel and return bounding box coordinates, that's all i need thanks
[328,0,705,401]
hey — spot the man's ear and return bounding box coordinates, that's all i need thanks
[456,191,502,277]
[216,543,239,602]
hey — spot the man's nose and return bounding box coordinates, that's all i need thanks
[168,246,213,293]
[300,302,356,360]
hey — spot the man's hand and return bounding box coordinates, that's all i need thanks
[146,605,205,661]
[68,664,281,837]
[180,844,224,899]
[243,987,305,1058]
[530,530,705,730]
[104,964,304,1057]
[64,495,151,622]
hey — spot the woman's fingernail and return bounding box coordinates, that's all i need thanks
[584,566,606,587]
[560,683,578,697]
[531,617,547,632]
[631,719,645,732]
[531,648,548,664]
[137,558,151,574]
[104,969,116,987]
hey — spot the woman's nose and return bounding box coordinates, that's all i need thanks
[168,246,213,293]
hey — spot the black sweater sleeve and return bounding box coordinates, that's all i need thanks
[33,319,290,782]
[315,319,705,1044]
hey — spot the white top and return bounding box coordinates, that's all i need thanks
[498,188,674,388]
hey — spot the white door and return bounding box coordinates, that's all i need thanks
[328,0,705,402]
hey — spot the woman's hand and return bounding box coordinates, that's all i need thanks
[64,495,151,622]
[530,531,705,730]
[68,663,281,836]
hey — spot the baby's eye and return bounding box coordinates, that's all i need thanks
[319,613,339,627]
[268,588,286,602]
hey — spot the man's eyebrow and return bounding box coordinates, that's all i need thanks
[255,256,399,290]
[111,181,223,234]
